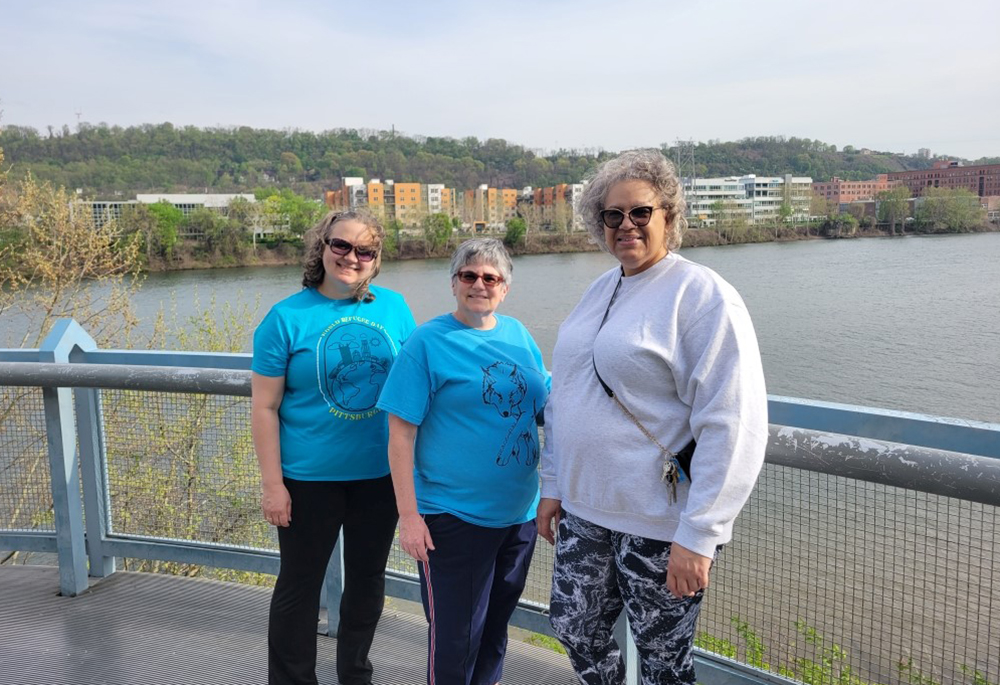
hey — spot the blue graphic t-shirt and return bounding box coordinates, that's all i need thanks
[252,286,416,480]
[377,314,550,527]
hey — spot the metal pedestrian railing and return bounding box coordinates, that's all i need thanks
[1,318,998,685]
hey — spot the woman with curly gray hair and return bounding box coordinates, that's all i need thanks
[537,150,768,684]
[252,209,416,685]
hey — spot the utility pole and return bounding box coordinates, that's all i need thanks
[673,139,696,224]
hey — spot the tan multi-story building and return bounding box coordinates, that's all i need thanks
[812,175,894,204]
[485,187,500,225]
[327,177,464,227]
[527,183,586,230]
[459,185,518,229]
[393,183,423,227]
[440,188,456,217]
[889,161,1000,198]
[366,180,386,219]
[324,177,365,212]
[501,189,518,222]
[463,189,480,226]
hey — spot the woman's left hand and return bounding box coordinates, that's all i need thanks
[666,543,712,599]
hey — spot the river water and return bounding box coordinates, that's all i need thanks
[5,232,1000,682]
[134,232,1000,423]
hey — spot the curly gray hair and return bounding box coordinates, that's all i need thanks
[577,149,688,253]
[449,238,513,286]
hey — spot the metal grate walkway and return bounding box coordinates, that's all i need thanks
[0,565,578,685]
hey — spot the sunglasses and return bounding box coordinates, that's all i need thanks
[325,237,378,262]
[599,206,664,229]
[455,270,505,287]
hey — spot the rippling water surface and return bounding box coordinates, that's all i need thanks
[131,232,1000,423]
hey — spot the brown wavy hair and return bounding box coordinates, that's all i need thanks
[302,210,386,302]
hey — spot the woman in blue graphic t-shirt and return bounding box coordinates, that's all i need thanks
[251,210,415,685]
[377,238,550,685]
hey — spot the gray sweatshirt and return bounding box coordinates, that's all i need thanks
[540,253,768,557]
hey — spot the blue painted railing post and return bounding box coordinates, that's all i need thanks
[320,530,345,636]
[70,335,115,579]
[613,614,640,684]
[38,320,91,596]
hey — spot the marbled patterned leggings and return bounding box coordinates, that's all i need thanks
[549,512,715,685]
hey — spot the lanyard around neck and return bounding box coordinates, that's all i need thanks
[592,270,624,398]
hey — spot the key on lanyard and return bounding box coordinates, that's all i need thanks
[661,457,679,505]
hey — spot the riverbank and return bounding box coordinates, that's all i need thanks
[141,222,999,272]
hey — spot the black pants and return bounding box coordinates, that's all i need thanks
[268,475,398,685]
[417,514,537,685]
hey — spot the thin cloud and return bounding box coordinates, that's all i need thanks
[2,0,998,159]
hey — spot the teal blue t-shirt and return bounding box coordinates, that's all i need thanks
[376,314,550,527]
[251,286,416,481]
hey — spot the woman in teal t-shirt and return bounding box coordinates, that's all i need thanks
[251,210,415,685]
[378,238,550,685]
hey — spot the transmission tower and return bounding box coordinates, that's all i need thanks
[673,139,695,183]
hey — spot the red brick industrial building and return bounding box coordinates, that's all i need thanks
[812,174,894,203]
[888,161,1000,198]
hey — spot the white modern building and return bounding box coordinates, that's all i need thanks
[82,193,256,230]
[134,194,256,216]
[683,174,812,226]
[683,177,753,226]
[740,175,812,223]
[425,184,445,214]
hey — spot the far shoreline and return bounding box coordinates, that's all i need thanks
[139,224,1000,273]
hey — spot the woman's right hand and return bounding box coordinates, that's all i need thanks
[399,512,435,562]
[261,482,292,527]
[536,497,562,545]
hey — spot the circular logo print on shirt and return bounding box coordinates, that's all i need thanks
[317,321,393,414]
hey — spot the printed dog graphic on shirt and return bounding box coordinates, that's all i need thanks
[482,362,539,467]
[483,361,526,419]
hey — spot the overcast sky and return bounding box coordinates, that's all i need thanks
[2,0,998,159]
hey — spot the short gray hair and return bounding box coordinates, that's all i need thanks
[577,149,688,253]
[449,238,513,285]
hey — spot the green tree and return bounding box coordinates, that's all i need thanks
[914,188,986,233]
[809,191,833,219]
[715,200,749,243]
[877,186,910,236]
[185,208,247,259]
[383,218,404,257]
[503,217,526,247]
[820,213,859,238]
[120,203,178,263]
[253,188,323,235]
[147,200,184,255]
[277,151,304,182]
[422,212,453,252]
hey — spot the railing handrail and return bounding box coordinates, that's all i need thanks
[3,353,998,459]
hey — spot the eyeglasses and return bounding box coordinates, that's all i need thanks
[325,237,378,262]
[599,206,664,229]
[455,270,505,287]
